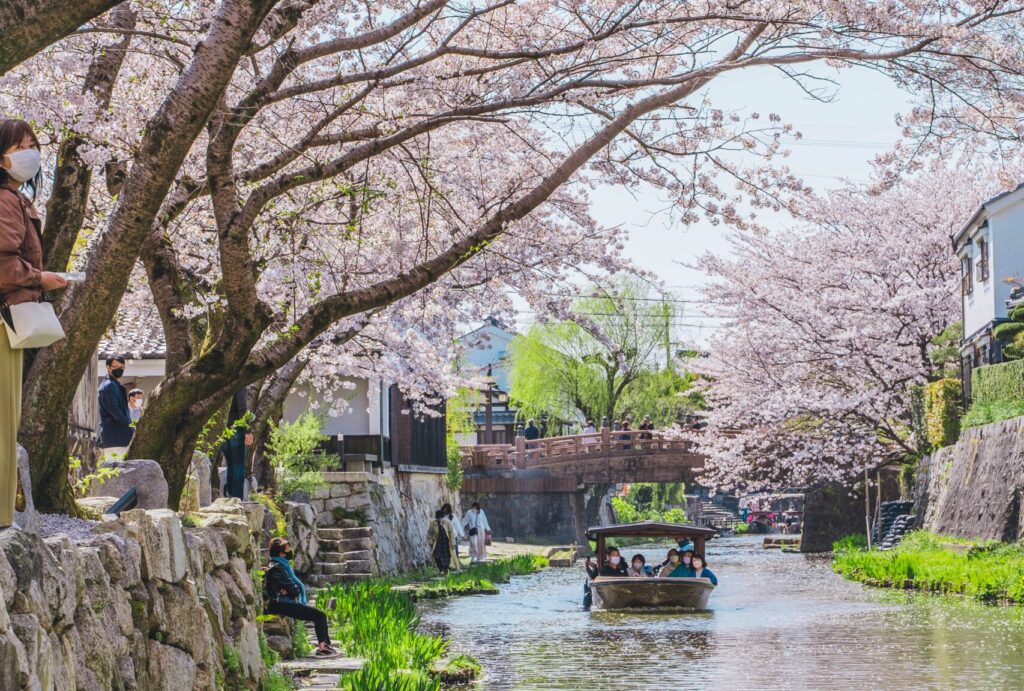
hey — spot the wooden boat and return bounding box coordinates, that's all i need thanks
[585,522,718,611]
[589,576,715,610]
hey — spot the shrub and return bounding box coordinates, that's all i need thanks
[924,378,961,447]
[961,399,1024,429]
[267,413,331,497]
[971,359,1024,405]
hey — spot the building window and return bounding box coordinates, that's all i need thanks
[976,238,990,282]
[962,255,973,296]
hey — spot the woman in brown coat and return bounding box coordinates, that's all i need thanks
[0,119,67,529]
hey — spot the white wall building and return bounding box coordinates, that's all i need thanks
[457,317,520,445]
[954,183,1024,397]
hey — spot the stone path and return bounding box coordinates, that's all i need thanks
[278,622,364,689]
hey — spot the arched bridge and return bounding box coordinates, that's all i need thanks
[460,428,707,494]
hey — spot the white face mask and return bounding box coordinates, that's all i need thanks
[632,562,642,570]
[609,556,620,566]
[669,555,679,564]
[5,148,40,183]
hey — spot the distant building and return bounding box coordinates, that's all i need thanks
[80,302,445,472]
[954,184,1024,401]
[457,317,520,445]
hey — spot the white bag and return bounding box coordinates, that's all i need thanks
[2,300,65,348]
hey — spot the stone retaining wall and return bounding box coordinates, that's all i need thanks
[0,499,267,691]
[308,469,456,576]
[916,415,1024,541]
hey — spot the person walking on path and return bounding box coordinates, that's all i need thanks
[428,508,458,573]
[98,356,134,459]
[221,388,253,499]
[442,502,465,565]
[263,537,339,657]
[0,119,67,529]
[462,502,491,563]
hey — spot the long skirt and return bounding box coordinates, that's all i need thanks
[0,326,21,527]
[433,526,452,572]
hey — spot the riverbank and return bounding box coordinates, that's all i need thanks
[290,555,548,690]
[833,531,1024,603]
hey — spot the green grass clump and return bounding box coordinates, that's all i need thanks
[961,400,1024,429]
[262,670,295,691]
[833,531,1024,602]
[290,617,312,659]
[733,522,751,535]
[432,653,482,685]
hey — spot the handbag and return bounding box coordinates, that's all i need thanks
[0,297,65,348]
[0,189,65,349]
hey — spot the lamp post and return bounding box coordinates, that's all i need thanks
[484,365,496,444]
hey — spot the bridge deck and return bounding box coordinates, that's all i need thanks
[461,428,706,491]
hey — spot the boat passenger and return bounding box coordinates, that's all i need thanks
[657,542,694,572]
[690,555,718,585]
[627,554,653,577]
[598,547,629,577]
[657,548,681,577]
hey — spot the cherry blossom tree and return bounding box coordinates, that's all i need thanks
[693,156,1023,492]
[0,0,124,76]
[5,1,1024,510]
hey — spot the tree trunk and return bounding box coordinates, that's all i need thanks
[0,0,123,76]
[20,0,278,512]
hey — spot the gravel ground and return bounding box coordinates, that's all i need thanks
[37,513,99,541]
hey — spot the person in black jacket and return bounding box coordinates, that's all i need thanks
[221,388,253,499]
[263,538,338,657]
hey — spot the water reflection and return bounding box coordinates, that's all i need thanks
[418,536,1024,690]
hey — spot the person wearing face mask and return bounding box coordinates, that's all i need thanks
[689,555,718,585]
[127,389,144,423]
[658,548,682,577]
[627,553,653,577]
[598,547,629,577]
[0,119,67,530]
[263,537,338,657]
[97,356,134,459]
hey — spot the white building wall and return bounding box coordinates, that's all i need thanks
[461,323,514,391]
[282,378,372,435]
[961,234,994,339]
[990,197,1024,319]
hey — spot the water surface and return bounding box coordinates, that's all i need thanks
[419,536,1024,690]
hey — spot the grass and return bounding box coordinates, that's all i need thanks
[961,399,1024,430]
[312,556,545,690]
[733,522,751,535]
[833,531,1024,603]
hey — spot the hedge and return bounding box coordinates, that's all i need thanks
[924,378,961,448]
[971,359,1024,406]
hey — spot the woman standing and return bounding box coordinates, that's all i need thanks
[0,120,67,530]
[428,509,456,574]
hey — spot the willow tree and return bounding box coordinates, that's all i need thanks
[508,281,678,425]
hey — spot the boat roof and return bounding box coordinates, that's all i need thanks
[586,522,717,540]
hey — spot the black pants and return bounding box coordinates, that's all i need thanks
[266,600,331,645]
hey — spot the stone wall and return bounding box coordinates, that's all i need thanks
[460,486,612,546]
[0,499,268,691]
[916,415,1024,541]
[308,468,457,576]
[368,468,456,576]
[800,483,866,553]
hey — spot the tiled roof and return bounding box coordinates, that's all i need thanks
[97,297,167,360]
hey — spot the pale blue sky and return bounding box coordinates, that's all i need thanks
[528,65,913,345]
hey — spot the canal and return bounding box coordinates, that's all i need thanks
[419,536,1024,690]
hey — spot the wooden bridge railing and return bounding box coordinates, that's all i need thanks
[460,428,692,470]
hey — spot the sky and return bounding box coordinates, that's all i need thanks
[523,64,914,347]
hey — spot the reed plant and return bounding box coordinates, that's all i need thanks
[833,531,1024,603]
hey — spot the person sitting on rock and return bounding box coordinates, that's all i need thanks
[263,537,338,657]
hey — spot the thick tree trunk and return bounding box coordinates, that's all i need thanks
[20,0,278,513]
[0,0,123,76]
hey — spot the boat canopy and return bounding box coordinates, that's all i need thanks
[587,522,717,563]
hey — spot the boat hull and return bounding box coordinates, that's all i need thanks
[589,577,714,611]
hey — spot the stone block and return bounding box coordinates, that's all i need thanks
[145,639,197,691]
[329,484,353,498]
[14,446,38,534]
[88,459,169,510]
[284,502,318,575]
[121,509,187,583]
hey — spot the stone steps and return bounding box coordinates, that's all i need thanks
[316,550,372,564]
[316,527,371,541]
[315,560,373,576]
[306,573,372,587]
[317,537,373,553]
